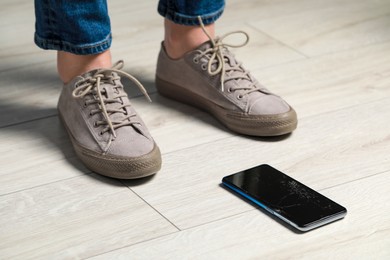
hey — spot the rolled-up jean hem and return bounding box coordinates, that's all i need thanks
[158,3,225,26]
[34,32,112,55]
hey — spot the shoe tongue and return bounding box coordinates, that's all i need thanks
[195,40,213,52]
[79,69,140,133]
[194,40,269,100]
[81,69,99,79]
[221,49,256,91]
[99,76,148,137]
[221,50,271,100]
[96,72,129,123]
[101,72,118,98]
[195,40,244,76]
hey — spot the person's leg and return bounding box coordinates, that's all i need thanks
[156,0,297,136]
[163,19,214,59]
[34,0,112,83]
[159,0,223,59]
[34,0,162,178]
[57,50,111,83]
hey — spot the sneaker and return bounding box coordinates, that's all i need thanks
[58,61,162,179]
[155,21,297,136]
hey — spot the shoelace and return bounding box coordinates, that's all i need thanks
[197,16,262,96]
[72,60,151,138]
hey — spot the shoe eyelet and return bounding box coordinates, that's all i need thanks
[89,111,93,116]
[237,95,243,99]
[201,64,207,70]
[98,131,103,136]
[193,57,199,64]
[83,102,88,108]
[227,88,232,93]
[93,122,98,128]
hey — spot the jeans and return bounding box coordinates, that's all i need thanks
[34,0,225,55]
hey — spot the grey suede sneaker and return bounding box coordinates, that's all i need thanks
[58,61,161,179]
[156,22,297,136]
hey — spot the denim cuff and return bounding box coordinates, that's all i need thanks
[34,33,112,55]
[158,3,225,26]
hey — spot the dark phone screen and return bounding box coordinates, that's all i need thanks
[223,164,346,228]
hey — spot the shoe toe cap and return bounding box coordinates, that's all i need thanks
[107,129,155,158]
[248,95,291,115]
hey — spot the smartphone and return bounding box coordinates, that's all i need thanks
[222,164,347,232]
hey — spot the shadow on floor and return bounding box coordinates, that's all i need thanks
[0,71,292,187]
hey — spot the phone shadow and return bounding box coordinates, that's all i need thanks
[120,174,157,187]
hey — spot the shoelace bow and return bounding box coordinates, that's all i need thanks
[72,60,151,138]
[197,16,262,96]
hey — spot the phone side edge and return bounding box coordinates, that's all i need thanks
[221,181,307,231]
[221,181,272,213]
[299,209,348,231]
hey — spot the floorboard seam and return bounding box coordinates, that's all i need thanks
[83,229,180,259]
[0,171,92,197]
[320,169,390,192]
[122,182,182,231]
[84,208,256,259]
[246,22,310,59]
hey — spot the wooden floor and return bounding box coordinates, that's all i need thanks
[1,0,390,259]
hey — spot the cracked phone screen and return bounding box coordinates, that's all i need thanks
[223,164,346,227]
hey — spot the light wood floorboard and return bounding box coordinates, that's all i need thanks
[0,174,178,259]
[126,98,390,230]
[1,0,390,259]
[93,170,390,259]
[2,39,389,195]
[219,0,390,57]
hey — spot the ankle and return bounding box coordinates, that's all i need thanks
[57,50,112,84]
[164,19,215,59]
